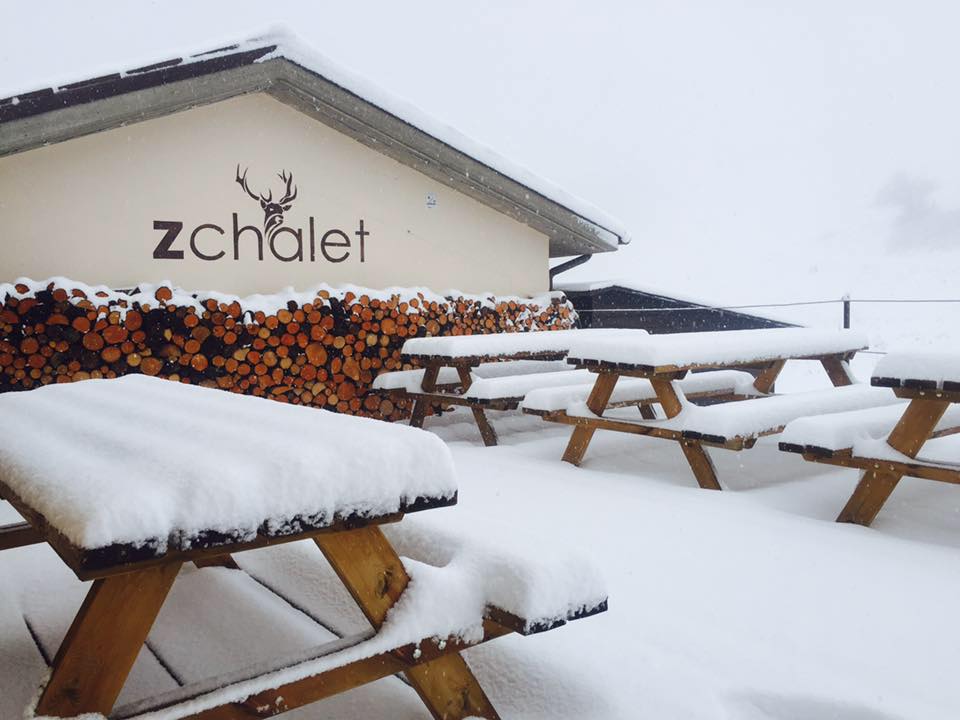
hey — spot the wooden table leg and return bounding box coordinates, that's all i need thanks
[410,364,442,428]
[680,440,722,490]
[753,359,787,394]
[562,372,619,465]
[651,378,722,490]
[472,408,499,447]
[36,562,182,717]
[837,398,949,525]
[315,527,500,720]
[821,355,856,387]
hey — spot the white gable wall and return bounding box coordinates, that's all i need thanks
[0,93,549,296]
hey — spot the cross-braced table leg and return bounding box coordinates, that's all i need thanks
[315,526,500,720]
[838,398,949,526]
[651,378,721,490]
[821,355,856,387]
[410,364,441,428]
[36,562,183,717]
[562,372,619,465]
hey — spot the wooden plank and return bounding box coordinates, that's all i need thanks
[821,355,855,387]
[561,372,620,465]
[471,408,500,447]
[639,404,657,420]
[315,526,500,719]
[0,521,43,551]
[752,359,786,394]
[193,553,239,570]
[892,386,960,402]
[139,620,511,720]
[798,451,960,485]
[837,398,950,525]
[36,562,182,717]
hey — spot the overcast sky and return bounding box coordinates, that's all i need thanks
[4,1,959,304]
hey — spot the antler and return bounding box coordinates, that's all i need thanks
[235,165,264,202]
[278,170,298,205]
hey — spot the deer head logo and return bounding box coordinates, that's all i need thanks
[235,165,298,240]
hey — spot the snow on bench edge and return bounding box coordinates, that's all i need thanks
[384,515,608,633]
[565,327,869,368]
[569,385,898,441]
[780,402,960,454]
[521,369,758,413]
[463,369,596,401]
[873,351,960,388]
[371,366,465,392]
[400,328,648,359]
[0,376,457,551]
[370,360,572,393]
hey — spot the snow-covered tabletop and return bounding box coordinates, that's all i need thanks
[0,376,457,557]
[872,351,960,390]
[400,328,648,361]
[564,327,869,371]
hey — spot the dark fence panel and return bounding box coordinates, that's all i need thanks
[563,286,794,333]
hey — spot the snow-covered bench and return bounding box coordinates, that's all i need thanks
[544,327,879,489]
[521,369,758,418]
[780,351,960,526]
[376,329,648,445]
[0,376,606,720]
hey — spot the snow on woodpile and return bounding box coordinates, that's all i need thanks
[0,375,457,551]
[873,351,960,387]
[401,328,647,359]
[565,327,870,368]
[0,277,575,422]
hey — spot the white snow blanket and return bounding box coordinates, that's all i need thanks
[564,327,869,369]
[780,402,960,455]
[370,360,571,393]
[464,369,595,401]
[401,328,648,359]
[570,385,898,441]
[0,376,457,551]
[371,366,464,392]
[521,369,758,413]
[873,351,960,388]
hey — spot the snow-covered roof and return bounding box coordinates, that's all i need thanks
[0,30,629,258]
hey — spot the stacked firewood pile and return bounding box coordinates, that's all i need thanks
[0,280,575,420]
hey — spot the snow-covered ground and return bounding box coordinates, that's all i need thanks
[3,353,960,719]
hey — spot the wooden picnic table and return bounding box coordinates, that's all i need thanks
[550,327,878,489]
[387,328,646,445]
[0,375,605,719]
[780,351,960,526]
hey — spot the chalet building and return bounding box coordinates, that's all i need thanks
[0,34,628,297]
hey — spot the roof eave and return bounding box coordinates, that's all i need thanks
[0,50,624,256]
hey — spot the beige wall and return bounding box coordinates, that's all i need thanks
[0,93,549,296]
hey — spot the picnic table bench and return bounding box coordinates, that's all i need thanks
[780,351,960,526]
[535,327,895,489]
[374,328,647,445]
[0,375,606,719]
